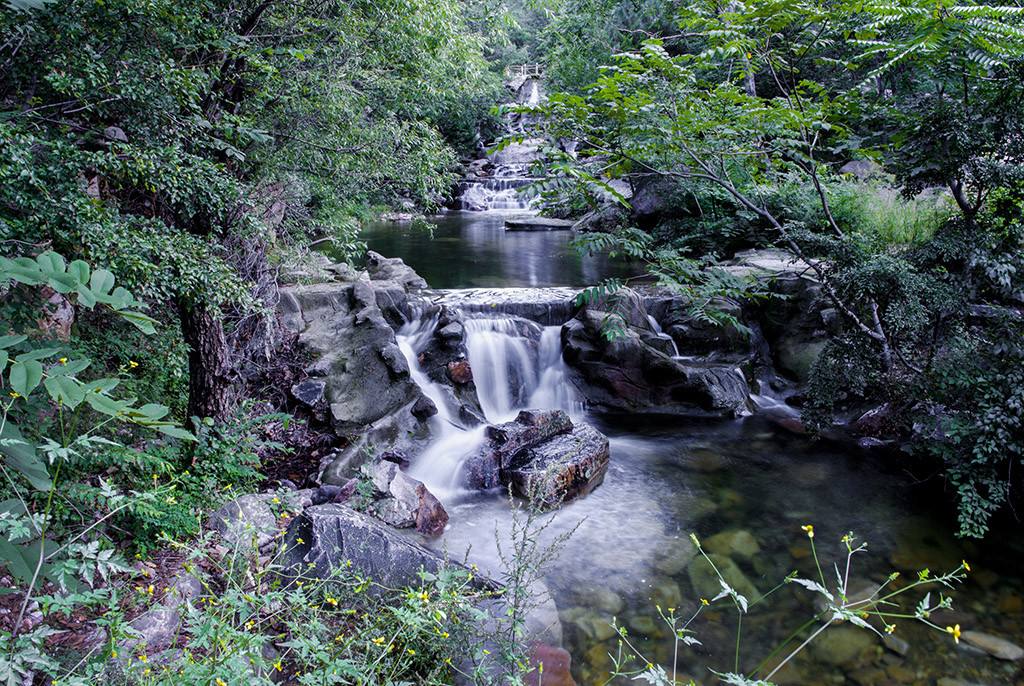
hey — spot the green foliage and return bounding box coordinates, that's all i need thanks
[530,0,1024,536]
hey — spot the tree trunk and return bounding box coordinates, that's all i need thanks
[179,301,236,421]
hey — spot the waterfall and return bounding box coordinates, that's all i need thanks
[527,326,580,415]
[398,312,579,499]
[647,314,681,357]
[457,176,537,212]
[455,74,546,212]
[464,318,540,422]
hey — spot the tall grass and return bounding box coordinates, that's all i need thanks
[831,182,953,247]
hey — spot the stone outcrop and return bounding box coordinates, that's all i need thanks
[461,410,610,508]
[279,254,484,481]
[724,249,838,382]
[562,302,752,418]
[279,278,423,435]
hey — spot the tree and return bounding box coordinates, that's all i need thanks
[0,0,500,420]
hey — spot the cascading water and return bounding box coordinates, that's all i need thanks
[398,312,579,499]
[456,75,545,212]
[647,314,681,357]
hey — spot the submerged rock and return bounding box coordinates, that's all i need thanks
[704,529,760,561]
[961,631,1024,661]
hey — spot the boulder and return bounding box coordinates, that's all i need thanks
[120,569,203,654]
[363,460,449,537]
[726,249,837,383]
[504,423,610,508]
[571,204,628,233]
[462,409,574,489]
[279,282,424,434]
[365,250,427,291]
[562,309,751,417]
[460,410,611,508]
[208,491,313,551]
[284,504,495,592]
[290,379,326,408]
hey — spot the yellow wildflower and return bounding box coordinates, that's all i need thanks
[885,624,896,634]
[801,524,814,539]
[137,654,147,663]
[700,598,710,606]
[946,624,962,644]
[8,391,20,399]
[273,659,283,672]
[215,679,227,686]
[58,357,67,365]
[325,596,338,607]
[962,560,971,572]
[407,649,416,656]
[372,637,386,646]
[128,360,139,368]
[418,591,429,602]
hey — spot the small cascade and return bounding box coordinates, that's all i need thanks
[647,314,681,357]
[464,318,541,422]
[396,315,457,427]
[455,74,546,212]
[457,175,536,212]
[528,326,580,415]
[399,311,580,499]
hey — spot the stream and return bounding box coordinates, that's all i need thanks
[362,211,1024,686]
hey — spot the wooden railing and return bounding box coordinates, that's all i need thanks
[505,63,545,79]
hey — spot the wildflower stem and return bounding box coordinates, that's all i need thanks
[765,618,833,682]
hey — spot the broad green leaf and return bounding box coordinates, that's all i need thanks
[36,251,65,274]
[89,269,115,295]
[0,335,27,349]
[67,260,90,285]
[154,425,197,441]
[43,375,86,409]
[0,351,6,372]
[0,421,51,491]
[0,257,44,285]
[15,347,60,362]
[76,283,97,308]
[85,392,131,417]
[117,310,157,334]
[9,360,43,397]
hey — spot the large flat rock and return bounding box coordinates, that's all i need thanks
[505,217,575,231]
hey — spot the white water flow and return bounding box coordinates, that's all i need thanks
[397,314,579,500]
[646,314,681,357]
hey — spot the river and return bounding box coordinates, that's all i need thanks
[361,210,1024,686]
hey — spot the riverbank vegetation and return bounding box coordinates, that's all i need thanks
[2,0,1023,683]
[519,0,1024,539]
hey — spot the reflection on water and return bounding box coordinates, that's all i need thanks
[429,415,1024,686]
[353,212,642,289]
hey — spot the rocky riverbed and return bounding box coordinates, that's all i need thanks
[161,236,1024,686]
